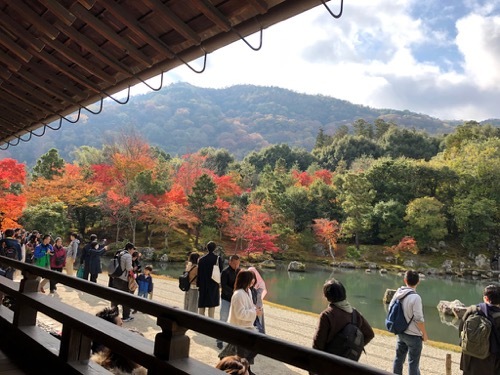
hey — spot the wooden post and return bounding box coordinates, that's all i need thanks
[445,353,451,375]
[154,316,190,360]
[13,271,39,326]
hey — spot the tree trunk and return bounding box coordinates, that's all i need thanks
[115,218,121,244]
[355,232,360,250]
[328,241,335,261]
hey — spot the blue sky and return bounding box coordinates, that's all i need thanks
[129,0,500,121]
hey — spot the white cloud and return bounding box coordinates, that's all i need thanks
[126,1,500,121]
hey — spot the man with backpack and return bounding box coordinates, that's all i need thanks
[389,270,428,375]
[0,228,22,279]
[109,242,134,322]
[459,284,500,374]
[312,278,374,363]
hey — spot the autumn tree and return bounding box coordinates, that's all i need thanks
[25,164,101,235]
[0,158,27,230]
[386,236,419,264]
[312,218,340,260]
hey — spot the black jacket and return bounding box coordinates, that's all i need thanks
[221,266,240,302]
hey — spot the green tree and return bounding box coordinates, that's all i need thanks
[314,128,332,149]
[451,197,498,250]
[339,173,376,250]
[199,147,235,176]
[188,174,218,247]
[372,200,406,244]
[352,119,374,139]
[32,148,64,180]
[405,197,447,250]
[20,198,68,235]
[380,128,440,160]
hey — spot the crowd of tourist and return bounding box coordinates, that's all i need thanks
[1,230,499,375]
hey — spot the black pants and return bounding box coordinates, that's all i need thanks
[49,267,63,291]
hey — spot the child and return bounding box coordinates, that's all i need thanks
[136,265,153,299]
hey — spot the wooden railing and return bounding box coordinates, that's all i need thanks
[0,257,391,374]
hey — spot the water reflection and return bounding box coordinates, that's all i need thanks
[153,262,491,345]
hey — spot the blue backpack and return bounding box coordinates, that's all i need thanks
[385,291,415,334]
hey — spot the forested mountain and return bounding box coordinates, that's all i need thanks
[0,83,494,166]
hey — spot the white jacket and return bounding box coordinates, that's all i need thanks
[229,288,256,329]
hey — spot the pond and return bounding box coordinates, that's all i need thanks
[151,261,490,346]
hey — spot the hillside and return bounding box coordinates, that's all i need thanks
[0,83,489,166]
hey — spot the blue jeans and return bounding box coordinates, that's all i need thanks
[393,333,423,375]
[138,291,148,298]
[217,299,231,345]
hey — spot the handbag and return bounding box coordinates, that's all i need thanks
[211,256,221,284]
[128,276,138,292]
[76,265,85,279]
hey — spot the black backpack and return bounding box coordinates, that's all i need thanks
[325,309,365,361]
[0,242,17,259]
[179,266,196,292]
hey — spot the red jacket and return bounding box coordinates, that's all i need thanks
[50,245,66,268]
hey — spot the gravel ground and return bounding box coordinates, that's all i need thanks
[36,274,462,374]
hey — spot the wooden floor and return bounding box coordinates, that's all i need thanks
[0,349,25,375]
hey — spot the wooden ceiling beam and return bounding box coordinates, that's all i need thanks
[41,35,117,85]
[77,0,96,11]
[54,20,132,76]
[39,0,77,26]
[0,101,35,123]
[188,0,232,32]
[32,48,103,96]
[103,0,176,59]
[247,0,269,14]
[0,84,56,114]
[0,11,46,52]
[7,1,60,40]
[0,49,22,71]
[69,2,153,67]
[14,69,77,105]
[143,0,201,45]
[0,28,32,63]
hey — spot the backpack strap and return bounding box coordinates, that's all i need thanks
[480,303,500,353]
[399,291,416,325]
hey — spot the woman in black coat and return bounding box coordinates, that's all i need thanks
[196,241,223,317]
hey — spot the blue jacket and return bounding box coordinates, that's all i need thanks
[137,274,153,294]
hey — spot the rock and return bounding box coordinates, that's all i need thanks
[442,259,453,270]
[338,262,356,269]
[472,270,480,276]
[385,256,395,264]
[437,300,465,316]
[418,273,426,279]
[260,260,276,269]
[379,268,387,274]
[366,262,378,269]
[365,269,371,273]
[438,241,446,249]
[137,247,155,261]
[403,259,415,268]
[430,247,439,253]
[475,254,489,270]
[287,261,305,272]
[452,306,467,320]
[383,289,396,304]
[158,254,169,263]
[312,243,326,256]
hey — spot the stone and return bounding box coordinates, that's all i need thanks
[475,254,489,270]
[403,259,415,268]
[366,262,378,269]
[338,262,356,269]
[260,260,276,269]
[383,289,396,304]
[137,247,155,261]
[438,241,446,249]
[158,254,169,263]
[437,300,465,316]
[430,247,439,253]
[312,243,326,256]
[385,256,395,264]
[379,268,387,274]
[365,269,371,273]
[287,261,305,272]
